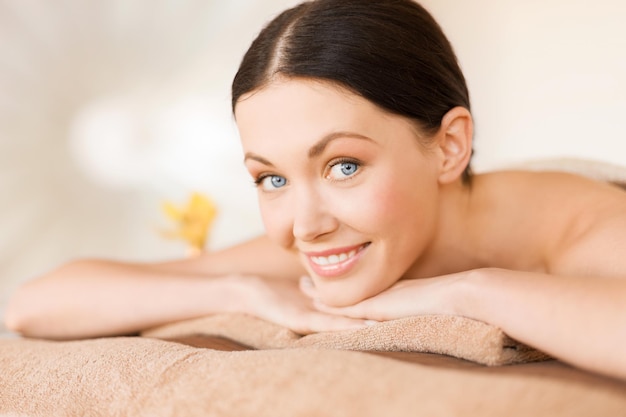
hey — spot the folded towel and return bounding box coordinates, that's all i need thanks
[142,313,549,366]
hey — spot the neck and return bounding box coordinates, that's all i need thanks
[405,178,486,278]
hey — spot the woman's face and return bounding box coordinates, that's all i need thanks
[235,79,443,306]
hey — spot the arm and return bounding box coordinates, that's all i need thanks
[460,269,626,380]
[6,235,364,339]
[308,269,626,380]
[5,261,253,339]
[467,213,626,378]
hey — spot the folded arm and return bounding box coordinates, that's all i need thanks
[5,235,365,339]
[307,268,626,380]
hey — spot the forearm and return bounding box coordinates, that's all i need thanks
[458,268,626,379]
[4,260,255,340]
[5,234,305,339]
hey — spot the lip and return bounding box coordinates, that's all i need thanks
[303,242,370,278]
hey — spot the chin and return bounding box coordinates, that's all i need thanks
[316,283,374,307]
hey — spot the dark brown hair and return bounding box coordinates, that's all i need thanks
[232,0,473,181]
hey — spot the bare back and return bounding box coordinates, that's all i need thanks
[468,170,626,279]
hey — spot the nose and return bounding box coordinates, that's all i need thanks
[291,186,338,242]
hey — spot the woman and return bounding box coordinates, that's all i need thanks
[6,0,626,381]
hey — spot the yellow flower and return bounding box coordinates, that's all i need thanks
[162,192,217,255]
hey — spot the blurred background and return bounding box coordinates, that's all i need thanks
[1,0,625,331]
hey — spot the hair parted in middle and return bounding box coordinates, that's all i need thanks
[232,0,473,181]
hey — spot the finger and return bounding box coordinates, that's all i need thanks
[298,276,318,299]
[300,312,370,334]
[313,298,366,318]
[313,300,384,325]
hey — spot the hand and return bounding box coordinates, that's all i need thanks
[299,273,464,322]
[244,276,370,335]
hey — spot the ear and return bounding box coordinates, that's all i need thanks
[435,107,473,184]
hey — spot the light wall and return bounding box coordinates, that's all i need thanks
[421,0,626,170]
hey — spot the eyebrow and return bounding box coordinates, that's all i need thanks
[307,132,374,158]
[243,153,274,167]
[243,131,374,166]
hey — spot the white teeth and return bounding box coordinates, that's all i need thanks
[311,247,361,266]
[316,257,329,266]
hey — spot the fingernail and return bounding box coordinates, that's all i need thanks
[364,320,378,326]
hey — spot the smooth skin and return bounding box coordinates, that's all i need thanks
[6,78,626,381]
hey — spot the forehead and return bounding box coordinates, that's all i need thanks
[234,78,415,148]
[236,79,374,127]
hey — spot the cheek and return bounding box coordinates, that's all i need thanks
[258,198,293,248]
[332,173,433,233]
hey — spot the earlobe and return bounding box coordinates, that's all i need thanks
[436,107,473,184]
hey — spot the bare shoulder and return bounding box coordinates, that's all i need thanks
[497,170,626,278]
[474,170,626,278]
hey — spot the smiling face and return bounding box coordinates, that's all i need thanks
[235,78,445,306]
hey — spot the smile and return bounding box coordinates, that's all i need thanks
[304,243,370,278]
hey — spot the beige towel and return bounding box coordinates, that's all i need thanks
[1,336,626,417]
[142,313,549,366]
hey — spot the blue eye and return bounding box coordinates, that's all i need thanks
[270,176,287,188]
[340,162,358,176]
[256,174,287,191]
[328,160,360,180]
